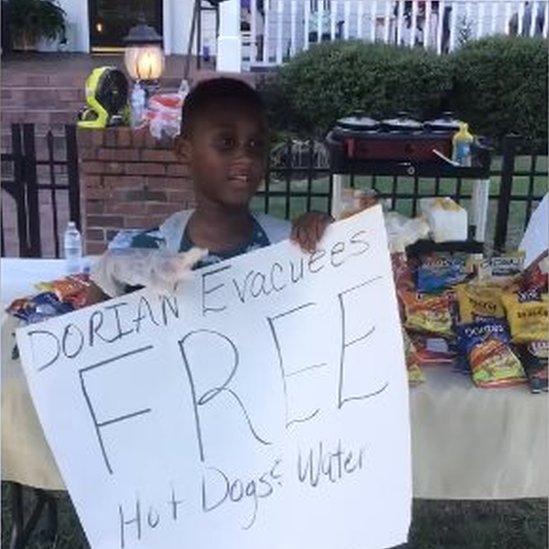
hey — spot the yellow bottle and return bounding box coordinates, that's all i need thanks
[452,122,474,167]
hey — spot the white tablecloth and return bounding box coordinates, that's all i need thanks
[1,259,548,497]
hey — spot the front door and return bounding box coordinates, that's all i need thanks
[88,0,163,51]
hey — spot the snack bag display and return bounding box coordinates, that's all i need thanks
[455,282,505,323]
[416,254,467,293]
[501,291,549,343]
[456,320,526,388]
[399,290,455,338]
[518,340,548,393]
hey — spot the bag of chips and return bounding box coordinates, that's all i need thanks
[402,330,425,386]
[521,254,548,294]
[391,252,415,292]
[416,254,467,293]
[456,319,526,388]
[501,291,549,343]
[455,282,505,323]
[36,273,90,298]
[518,340,548,393]
[410,333,457,366]
[399,290,455,338]
[488,252,525,285]
[6,292,74,324]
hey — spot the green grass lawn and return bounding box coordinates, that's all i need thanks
[2,484,547,548]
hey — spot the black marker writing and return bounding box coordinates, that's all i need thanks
[297,440,366,488]
[201,264,231,315]
[27,329,60,371]
[119,497,141,548]
[133,296,159,333]
[178,330,271,463]
[79,345,154,474]
[168,486,185,521]
[267,303,324,429]
[337,277,389,408]
[201,459,283,530]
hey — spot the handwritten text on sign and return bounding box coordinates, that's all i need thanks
[17,207,411,549]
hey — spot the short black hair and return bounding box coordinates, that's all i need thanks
[180,77,265,136]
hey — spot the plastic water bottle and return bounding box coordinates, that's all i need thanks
[64,221,82,274]
[178,79,190,99]
[130,82,146,128]
[203,38,211,62]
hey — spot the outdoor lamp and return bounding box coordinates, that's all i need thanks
[124,19,165,95]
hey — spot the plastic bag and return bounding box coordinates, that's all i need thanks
[419,197,468,243]
[384,212,430,254]
[91,247,207,297]
[146,91,185,139]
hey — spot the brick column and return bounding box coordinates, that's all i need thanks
[77,128,196,255]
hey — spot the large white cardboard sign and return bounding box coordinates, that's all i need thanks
[17,206,411,549]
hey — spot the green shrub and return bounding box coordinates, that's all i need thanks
[260,36,548,143]
[260,41,453,137]
[450,35,548,142]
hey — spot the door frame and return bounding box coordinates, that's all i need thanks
[87,0,164,52]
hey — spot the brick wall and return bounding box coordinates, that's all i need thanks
[77,127,196,255]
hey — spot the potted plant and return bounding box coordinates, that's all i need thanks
[6,0,66,51]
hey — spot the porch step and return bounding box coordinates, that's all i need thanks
[1,87,85,110]
[1,72,87,89]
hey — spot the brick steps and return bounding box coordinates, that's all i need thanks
[1,108,78,127]
[2,87,84,109]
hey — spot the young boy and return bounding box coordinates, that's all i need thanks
[92,77,331,297]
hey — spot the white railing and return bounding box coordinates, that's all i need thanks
[239,0,549,69]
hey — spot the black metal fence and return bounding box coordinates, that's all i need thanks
[1,124,81,258]
[1,126,546,258]
[258,135,547,251]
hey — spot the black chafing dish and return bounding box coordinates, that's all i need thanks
[326,111,491,177]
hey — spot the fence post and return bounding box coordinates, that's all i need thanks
[494,134,522,252]
[22,124,41,257]
[65,125,81,231]
[11,124,29,257]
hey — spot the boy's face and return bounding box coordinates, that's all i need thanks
[176,102,268,211]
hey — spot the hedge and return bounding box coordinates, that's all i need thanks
[260,36,548,143]
[450,36,548,143]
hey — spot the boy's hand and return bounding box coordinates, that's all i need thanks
[291,211,334,253]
